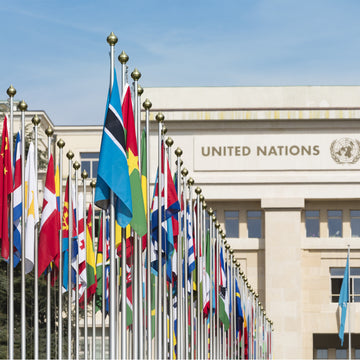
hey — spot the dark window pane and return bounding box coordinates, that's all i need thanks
[336,349,347,359]
[328,210,342,237]
[355,349,360,359]
[80,152,99,159]
[354,278,360,295]
[225,212,239,238]
[306,218,319,237]
[351,268,360,276]
[331,278,342,301]
[316,349,328,359]
[306,210,319,218]
[92,161,98,179]
[248,218,261,238]
[329,210,342,217]
[248,210,261,218]
[81,161,91,175]
[225,210,239,219]
[351,210,360,237]
[330,268,345,276]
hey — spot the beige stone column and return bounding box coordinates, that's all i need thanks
[261,198,304,359]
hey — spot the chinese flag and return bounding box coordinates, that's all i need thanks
[0,116,13,260]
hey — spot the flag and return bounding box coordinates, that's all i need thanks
[24,142,39,273]
[95,69,132,227]
[219,246,230,330]
[140,128,147,250]
[187,203,195,275]
[202,230,211,317]
[122,83,146,236]
[235,278,244,340]
[80,203,97,305]
[0,116,13,260]
[338,253,349,346]
[55,165,60,211]
[77,192,87,300]
[38,155,60,276]
[13,131,21,267]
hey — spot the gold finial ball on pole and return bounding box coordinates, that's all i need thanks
[207,207,213,216]
[32,114,40,126]
[215,221,220,229]
[81,170,88,179]
[181,168,188,177]
[221,232,226,239]
[202,201,207,209]
[230,249,234,255]
[155,112,164,123]
[233,257,237,264]
[118,50,129,64]
[66,150,74,160]
[161,126,167,135]
[195,187,202,195]
[73,161,80,170]
[175,159,183,167]
[90,179,96,188]
[143,98,152,110]
[107,32,118,46]
[57,139,65,148]
[45,127,54,137]
[7,85,16,97]
[187,177,194,186]
[18,100,27,111]
[225,244,230,251]
[224,239,227,245]
[131,68,141,81]
[175,147,183,157]
[199,194,204,202]
[212,214,216,222]
[137,85,144,96]
[165,137,174,148]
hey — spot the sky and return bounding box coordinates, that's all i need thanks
[1,0,360,126]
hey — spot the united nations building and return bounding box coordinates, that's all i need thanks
[5,85,360,359]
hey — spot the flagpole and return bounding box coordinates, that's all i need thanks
[101,211,106,360]
[73,161,80,360]
[143,98,152,359]
[104,32,118,360]
[207,207,213,360]
[7,85,16,360]
[131,68,141,360]
[215,221,220,360]
[137,84,145,360]
[118,49,129,360]
[18,100,27,360]
[45,127,54,360]
[82,170,89,360]
[67,150,74,359]
[201,198,207,360]
[31,114,40,360]
[90,180,96,360]
[57,139,65,360]
[181,167,189,359]
[175,148,183,360]
[348,244,351,360]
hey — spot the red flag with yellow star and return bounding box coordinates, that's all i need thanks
[0,116,13,260]
[122,84,146,237]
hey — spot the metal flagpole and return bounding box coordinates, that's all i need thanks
[175,148,183,360]
[348,244,351,360]
[143,98,152,359]
[215,221,220,360]
[195,187,202,360]
[106,31,118,360]
[18,99,27,360]
[182,168,189,359]
[201,199,207,360]
[118,49,129,360]
[155,113,164,359]
[207,208,214,360]
[7,85,16,360]
[82,170,89,360]
[131,68,141,360]
[45,126,54,360]
[90,180,96,360]
[188,178,195,360]
[67,150,74,359]
[73,161,80,360]
[137,84,145,360]
[57,139,65,359]
[32,114,40,360]
[101,211,106,360]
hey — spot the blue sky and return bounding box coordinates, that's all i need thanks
[1,0,360,126]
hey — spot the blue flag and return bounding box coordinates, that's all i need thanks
[338,253,349,346]
[95,69,132,227]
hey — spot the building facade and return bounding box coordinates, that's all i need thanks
[5,85,360,359]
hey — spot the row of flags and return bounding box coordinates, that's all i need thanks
[0,33,273,359]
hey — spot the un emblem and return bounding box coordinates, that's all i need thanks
[330,138,360,164]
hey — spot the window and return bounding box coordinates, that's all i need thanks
[80,152,99,179]
[355,349,360,359]
[305,210,320,237]
[351,210,360,237]
[328,210,342,237]
[225,211,239,238]
[316,349,328,359]
[330,267,360,302]
[335,349,347,359]
[247,211,262,238]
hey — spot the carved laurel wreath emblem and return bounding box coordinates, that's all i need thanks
[330,138,360,164]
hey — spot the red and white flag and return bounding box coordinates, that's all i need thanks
[78,192,87,300]
[38,155,60,276]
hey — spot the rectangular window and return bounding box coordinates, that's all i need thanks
[351,210,360,237]
[335,349,347,359]
[316,349,328,359]
[305,210,320,237]
[80,152,99,179]
[355,349,360,359]
[247,211,262,238]
[225,211,239,238]
[328,210,342,237]
[330,267,360,302]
